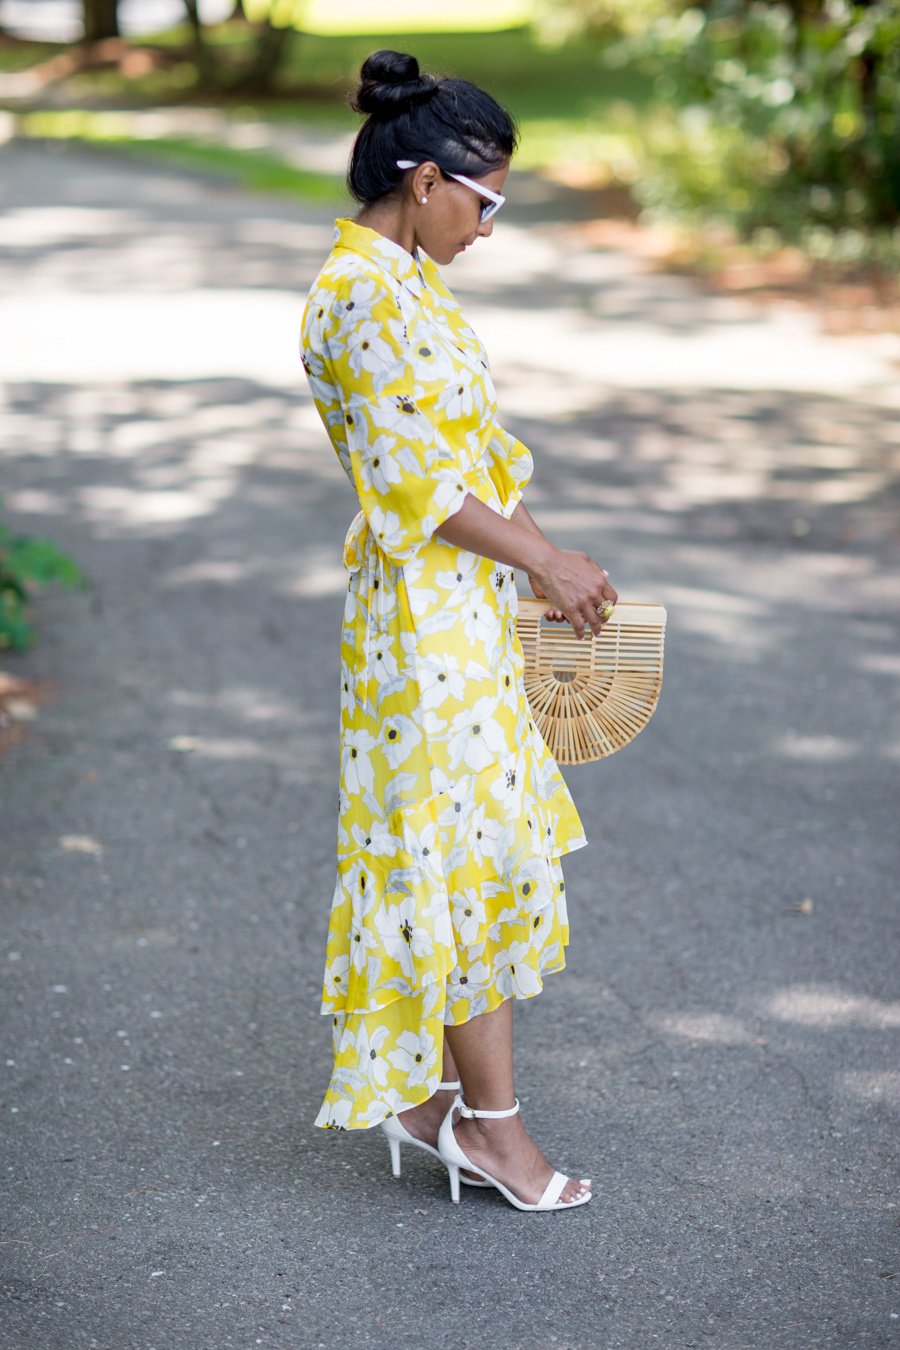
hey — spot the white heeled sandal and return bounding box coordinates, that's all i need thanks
[379,1081,489,1185]
[437,1096,592,1212]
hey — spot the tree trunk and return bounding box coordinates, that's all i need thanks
[180,0,215,85]
[82,0,118,41]
[227,19,289,93]
[182,0,202,47]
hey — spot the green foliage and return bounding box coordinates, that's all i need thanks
[530,0,683,46]
[604,0,900,252]
[0,505,85,652]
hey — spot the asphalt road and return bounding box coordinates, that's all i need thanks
[1,138,899,1350]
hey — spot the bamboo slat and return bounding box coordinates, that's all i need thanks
[517,597,667,765]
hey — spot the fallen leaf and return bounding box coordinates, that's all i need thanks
[60,835,104,856]
[168,735,199,752]
[0,671,29,697]
[5,698,37,721]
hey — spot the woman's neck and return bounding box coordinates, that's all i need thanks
[355,203,417,256]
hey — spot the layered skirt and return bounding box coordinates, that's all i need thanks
[314,514,586,1131]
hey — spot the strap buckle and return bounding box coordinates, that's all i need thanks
[457,1097,520,1120]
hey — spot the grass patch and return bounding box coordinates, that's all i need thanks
[100,135,346,201]
[269,27,654,120]
[20,111,347,203]
[0,39,61,72]
[3,24,653,123]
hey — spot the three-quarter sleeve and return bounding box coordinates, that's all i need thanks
[482,424,534,517]
[307,269,470,565]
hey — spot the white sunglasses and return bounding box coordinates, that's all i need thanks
[396,160,506,222]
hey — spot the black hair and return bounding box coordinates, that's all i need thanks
[347,49,518,208]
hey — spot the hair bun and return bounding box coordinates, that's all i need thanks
[352,49,437,118]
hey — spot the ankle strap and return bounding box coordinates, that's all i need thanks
[438,1080,460,1091]
[458,1097,520,1120]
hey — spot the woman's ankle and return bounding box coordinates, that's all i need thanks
[457,1113,523,1149]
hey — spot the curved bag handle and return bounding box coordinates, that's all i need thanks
[515,595,668,764]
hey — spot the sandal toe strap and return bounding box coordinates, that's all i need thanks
[536,1170,569,1210]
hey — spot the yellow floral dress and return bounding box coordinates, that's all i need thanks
[302,219,586,1130]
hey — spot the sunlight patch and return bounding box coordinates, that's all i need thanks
[77,483,230,524]
[165,560,258,586]
[774,734,859,761]
[839,1071,900,1106]
[765,987,900,1029]
[286,564,349,599]
[650,1011,754,1045]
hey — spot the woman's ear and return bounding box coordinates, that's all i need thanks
[413,161,440,205]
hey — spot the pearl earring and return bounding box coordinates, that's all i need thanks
[421,197,428,204]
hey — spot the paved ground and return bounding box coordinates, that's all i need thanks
[1,138,900,1350]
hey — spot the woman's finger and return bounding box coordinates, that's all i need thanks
[569,608,586,640]
[582,603,603,638]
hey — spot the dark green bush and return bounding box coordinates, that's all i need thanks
[0,503,85,651]
[604,0,900,253]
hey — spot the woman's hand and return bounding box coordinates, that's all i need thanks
[528,548,617,640]
[528,575,566,624]
[513,503,614,633]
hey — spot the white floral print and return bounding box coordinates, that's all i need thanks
[302,220,586,1130]
[387,1028,439,1087]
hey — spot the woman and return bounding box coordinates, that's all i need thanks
[301,50,617,1212]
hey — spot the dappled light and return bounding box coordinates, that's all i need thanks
[1,128,898,1349]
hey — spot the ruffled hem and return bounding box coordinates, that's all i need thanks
[315,873,569,1131]
[320,742,585,1021]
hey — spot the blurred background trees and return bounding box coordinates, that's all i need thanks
[1,0,899,272]
[604,1,900,248]
[526,0,900,258]
[82,0,120,41]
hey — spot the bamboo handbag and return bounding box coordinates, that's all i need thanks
[517,597,667,765]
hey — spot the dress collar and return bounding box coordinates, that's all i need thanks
[332,218,424,293]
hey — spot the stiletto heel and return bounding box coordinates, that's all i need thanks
[379,1080,461,1178]
[437,1098,592,1213]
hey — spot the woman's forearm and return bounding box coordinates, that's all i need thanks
[510,499,547,540]
[435,494,554,575]
[434,493,617,639]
